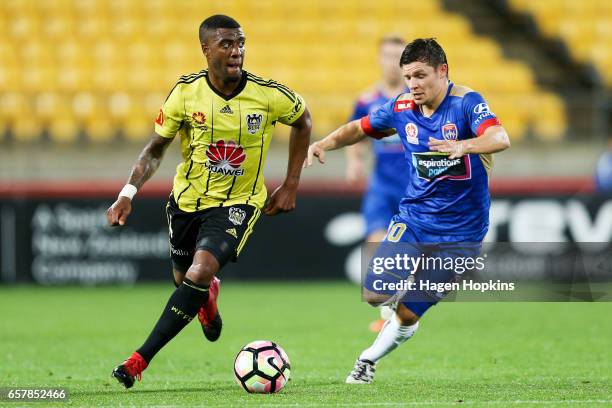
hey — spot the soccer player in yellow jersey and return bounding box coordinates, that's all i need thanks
[106,15,312,388]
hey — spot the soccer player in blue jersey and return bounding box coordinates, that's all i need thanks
[305,38,510,383]
[346,36,408,236]
[345,36,409,332]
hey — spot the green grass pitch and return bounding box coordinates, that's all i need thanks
[1,282,611,407]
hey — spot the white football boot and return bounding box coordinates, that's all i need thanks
[345,359,376,384]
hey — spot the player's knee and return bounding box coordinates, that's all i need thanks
[185,263,216,285]
[396,303,420,326]
[362,288,391,307]
[185,251,220,285]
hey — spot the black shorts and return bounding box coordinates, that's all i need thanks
[165,196,261,272]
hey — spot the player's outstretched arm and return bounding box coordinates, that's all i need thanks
[305,120,369,167]
[428,125,511,159]
[106,135,173,226]
[264,108,312,216]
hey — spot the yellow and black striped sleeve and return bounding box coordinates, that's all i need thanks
[154,81,184,139]
[273,82,306,125]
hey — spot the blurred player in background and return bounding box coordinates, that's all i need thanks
[306,38,510,384]
[594,137,612,193]
[106,14,311,388]
[345,36,409,333]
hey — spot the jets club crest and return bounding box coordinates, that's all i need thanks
[246,113,263,135]
[442,123,458,141]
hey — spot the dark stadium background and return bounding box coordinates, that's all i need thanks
[0,177,607,285]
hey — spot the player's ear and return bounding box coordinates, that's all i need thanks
[201,42,209,57]
[438,64,448,79]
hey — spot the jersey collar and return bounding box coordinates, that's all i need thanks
[206,70,248,101]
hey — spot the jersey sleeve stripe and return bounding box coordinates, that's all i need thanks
[180,69,207,81]
[275,86,297,103]
[476,117,501,136]
[246,74,297,103]
[177,72,208,85]
[275,83,297,99]
[360,116,387,140]
[248,79,296,103]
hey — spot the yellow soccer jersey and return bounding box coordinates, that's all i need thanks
[154,70,305,212]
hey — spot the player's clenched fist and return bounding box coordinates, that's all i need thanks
[106,197,132,226]
[264,184,297,216]
[304,142,326,167]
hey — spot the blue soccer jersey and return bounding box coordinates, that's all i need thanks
[350,87,410,234]
[350,88,408,183]
[360,82,501,240]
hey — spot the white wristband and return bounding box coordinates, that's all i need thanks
[118,184,138,200]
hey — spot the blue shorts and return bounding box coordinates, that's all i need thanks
[364,216,484,317]
[362,185,404,236]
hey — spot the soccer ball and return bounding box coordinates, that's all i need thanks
[234,340,291,393]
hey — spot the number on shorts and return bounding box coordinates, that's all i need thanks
[386,223,406,242]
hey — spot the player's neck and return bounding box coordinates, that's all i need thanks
[208,71,243,96]
[420,81,449,117]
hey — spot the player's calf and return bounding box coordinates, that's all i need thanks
[185,252,219,286]
[364,316,419,362]
[395,302,420,326]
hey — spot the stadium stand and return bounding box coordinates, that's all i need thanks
[0,0,570,143]
[509,0,612,86]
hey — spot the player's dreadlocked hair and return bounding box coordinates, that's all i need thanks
[199,15,241,43]
[399,38,448,74]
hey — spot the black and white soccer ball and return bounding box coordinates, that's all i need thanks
[234,340,291,393]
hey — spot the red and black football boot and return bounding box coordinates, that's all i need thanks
[111,351,148,389]
[197,276,222,342]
